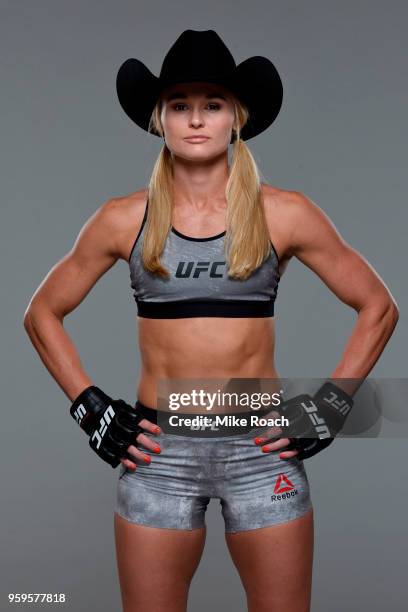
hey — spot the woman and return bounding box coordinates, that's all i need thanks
[23,30,398,612]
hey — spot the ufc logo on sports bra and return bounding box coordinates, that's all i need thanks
[175,261,226,278]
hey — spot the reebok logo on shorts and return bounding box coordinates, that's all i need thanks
[271,473,299,502]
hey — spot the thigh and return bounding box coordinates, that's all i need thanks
[114,432,211,611]
[225,508,314,612]
[114,513,207,612]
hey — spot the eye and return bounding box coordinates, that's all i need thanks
[172,102,221,111]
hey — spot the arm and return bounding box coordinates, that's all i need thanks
[257,191,399,460]
[23,197,160,469]
[23,198,123,401]
[285,191,399,395]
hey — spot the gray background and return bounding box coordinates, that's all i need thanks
[1,1,407,610]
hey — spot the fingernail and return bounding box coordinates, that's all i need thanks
[261,446,270,453]
[254,437,264,445]
[153,446,161,454]
[153,426,161,434]
[143,455,151,464]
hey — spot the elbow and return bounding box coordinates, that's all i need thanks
[389,300,399,326]
[361,296,399,331]
[23,300,63,333]
[23,299,49,334]
[23,305,32,330]
[23,305,35,335]
[379,298,399,331]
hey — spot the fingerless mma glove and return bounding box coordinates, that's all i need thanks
[279,381,354,460]
[70,386,144,468]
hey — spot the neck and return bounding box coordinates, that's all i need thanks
[171,150,230,209]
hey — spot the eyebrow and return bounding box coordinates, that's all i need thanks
[165,91,228,102]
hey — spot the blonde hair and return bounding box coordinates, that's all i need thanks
[141,93,272,280]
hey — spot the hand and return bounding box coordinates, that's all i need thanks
[286,381,353,460]
[254,381,354,461]
[70,386,162,468]
[120,417,162,471]
[252,409,300,460]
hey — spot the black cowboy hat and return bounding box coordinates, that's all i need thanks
[116,29,283,141]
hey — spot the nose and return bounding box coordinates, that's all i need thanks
[189,106,205,128]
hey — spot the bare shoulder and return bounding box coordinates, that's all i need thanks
[261,183,319,220]
[261,184,330,261]
[260,183,304,263]
[100,187,149,261]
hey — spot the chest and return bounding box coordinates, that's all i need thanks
[130,231,279,302]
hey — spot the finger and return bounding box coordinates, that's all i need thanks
[260,437,293,452]
[254,429,282,445]
[121,457,137,470]
[137,417,162,436]
[126,444,156,464]
[254,427,282,442]
[278,449,299,460]
[133,433,162,454]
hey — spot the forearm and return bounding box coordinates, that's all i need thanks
[23,307,93,402]
[330,301,399,396]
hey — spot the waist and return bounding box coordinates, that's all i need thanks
[138,316,276,366]
[136,318,278,406]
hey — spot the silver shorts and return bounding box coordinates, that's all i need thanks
[115,419,313,533]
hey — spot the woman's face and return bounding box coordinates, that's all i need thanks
[160,82,236,161]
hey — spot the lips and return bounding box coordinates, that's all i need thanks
[184,136,210,142]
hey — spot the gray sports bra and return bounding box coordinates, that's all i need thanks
[128,200,280,318]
